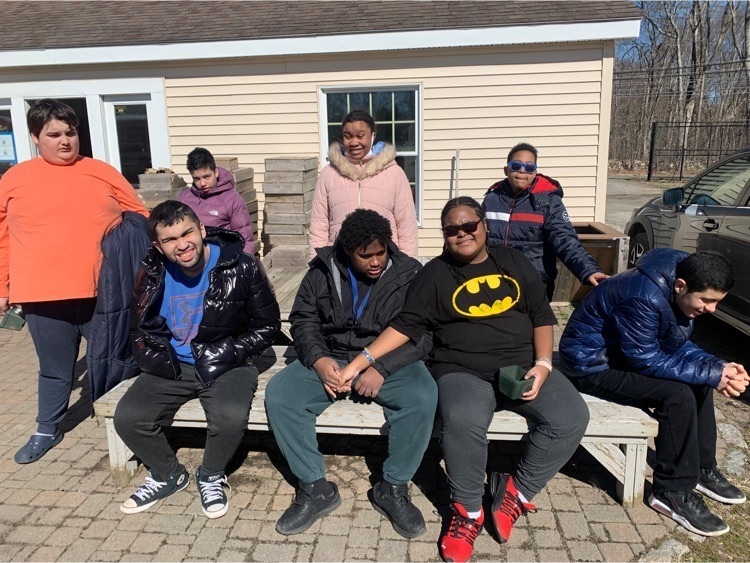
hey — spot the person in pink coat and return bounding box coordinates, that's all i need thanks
[178,147,254,255]
[309,110,418,259]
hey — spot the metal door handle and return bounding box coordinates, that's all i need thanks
[702,219,719,231]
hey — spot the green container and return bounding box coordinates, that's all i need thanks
[0,308,26,331]
[496,365,534,400]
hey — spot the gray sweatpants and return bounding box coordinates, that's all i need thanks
[438,370,589,512]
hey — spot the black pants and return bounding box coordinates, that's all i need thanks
[114,363,258,477]
[566,367,716,494]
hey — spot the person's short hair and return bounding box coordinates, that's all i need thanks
[507,142,538,163]
[148,200,202,240]
[337,209,392,253]
[675,251,735,293]
[27,99,79,138]
[341,109,376,133]
[186,147,216,173]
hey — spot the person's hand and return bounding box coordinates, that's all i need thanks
[522,365,550,401]
[0,297,9,316]
[352,367,385,399]
[725,362,748,379]
[718,364,749,398]
[312,357,342,398]
[338,362,364,393]
[588,272,610,286]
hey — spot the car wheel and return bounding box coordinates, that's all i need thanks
[628,231,650,268]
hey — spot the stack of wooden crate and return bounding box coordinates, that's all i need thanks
[262,156,318,267]
[215,157,259,256]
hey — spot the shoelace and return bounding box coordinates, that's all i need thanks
[447,513,481,541]
[133,477,166,501]
[389,486,411,507]
[199,477,228,503]
[499,490,529,522]
[672,491,707,514]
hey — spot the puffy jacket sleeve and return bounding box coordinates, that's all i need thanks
[232,260,280,363]
[227,191,255,254]
[391,168,419,258]
[544,195,601,282]
[612,296,725,387]
[309,172,331,259]
[290,269,331,368]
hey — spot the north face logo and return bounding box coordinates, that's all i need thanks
[209,210,219,216]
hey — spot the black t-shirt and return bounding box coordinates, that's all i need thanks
[391,245,557,381]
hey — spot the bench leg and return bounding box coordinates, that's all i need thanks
[105,418,138,484]
[617,443,647,508]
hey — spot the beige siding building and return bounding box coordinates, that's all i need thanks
[0,1,640,256]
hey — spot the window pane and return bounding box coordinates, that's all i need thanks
[372,91,392,122]
[0,109,15,180]
[348,92,369,113]
[395,122,416,151]
[688,155,750,206]
[396,155,417,183]
[394,90,416,120]
[328,124,342,146]
[327,93,347,123]
[376,123,392,145]
[115,104,152,184]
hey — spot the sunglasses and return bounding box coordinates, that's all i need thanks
[442,221,481,237]
[507,161,537,174]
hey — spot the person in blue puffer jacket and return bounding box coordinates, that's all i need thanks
[559,248,748,537]
[482,142,607,300]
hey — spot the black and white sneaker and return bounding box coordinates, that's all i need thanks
[120,466,190,514]
[648,490,729,536]
[196,466,230,519]
[695,466,746,504]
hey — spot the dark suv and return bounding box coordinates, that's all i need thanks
[625,148,750,335]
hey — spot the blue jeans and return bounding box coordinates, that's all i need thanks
[265,359,437,485]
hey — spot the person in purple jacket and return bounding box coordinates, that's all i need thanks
[178,147,254,254]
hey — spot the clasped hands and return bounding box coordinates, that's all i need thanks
[313,357,384,399]
[718,362,750,398]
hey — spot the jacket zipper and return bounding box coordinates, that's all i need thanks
[141,272,179,378]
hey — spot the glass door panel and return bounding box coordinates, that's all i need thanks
[113,104,152,184]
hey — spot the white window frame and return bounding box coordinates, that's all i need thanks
[0,78,169,173]
[318,84,423,224]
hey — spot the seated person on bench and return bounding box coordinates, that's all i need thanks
[265,209,436,539]
[114,200,280,518]
[559,249,748,537]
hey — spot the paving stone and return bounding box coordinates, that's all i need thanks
[635,523,671,546]
[630,542,646,556]
[573,486,610,505]
[72,493,111,517]
[6,524,56,544]
[44,526,81,547]
[28,546,66,562]
[538,548,571,562]
[119,554,153,562]
[297,544,314,561]
[90,551,126,561]
[311,535,347,561]
[0,504,32,522]
[218,549,248,561]
[505,548,537,561]
[534,528,564,548]
[38,507,73,526]
[167,534,198,545]
[639,538,689,561]
[144,513,193,534]
[231,519,262,538]
[582,504,630,523]
[508,526,530,546]
[347,527,379,548]
[58,539,101,561]
[590,523,608,541]
[254,542,298,561]
[598,542,634,562]
[567,540,604,562]
[81,518,118,539]
[605,522,642,543]
[321,516,353,536]
[550,493,583,512]
[352,508,382,528]
[128,532,166,554]
[345,547,377,560]
[408,541,438,562]
[117,513,152,532]
[188,527,229,559]
[7,487,41,504]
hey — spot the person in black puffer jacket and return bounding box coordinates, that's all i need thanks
[482,142,607,300]
[265,209,436,540]
[114,200,279,520]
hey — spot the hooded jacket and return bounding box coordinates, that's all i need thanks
[482,174,601,284]
[178,167,254,254]
[130,228,280,387]
[309,142,419,259]
[559,248,725,387]
[291,241,430,378]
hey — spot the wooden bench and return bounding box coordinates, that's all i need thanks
[93,345,658,507]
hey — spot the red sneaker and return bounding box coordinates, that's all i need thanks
[439,502,484,562]
[490,472,536,543]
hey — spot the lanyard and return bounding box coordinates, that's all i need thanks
[348,266,374,321]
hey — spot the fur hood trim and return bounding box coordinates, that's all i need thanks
[327,141,397,181]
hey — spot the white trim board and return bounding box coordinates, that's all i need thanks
[0,20,641,69]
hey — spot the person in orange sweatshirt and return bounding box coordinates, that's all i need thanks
[0,99,148,464]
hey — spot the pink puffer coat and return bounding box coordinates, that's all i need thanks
[308,142,419,258]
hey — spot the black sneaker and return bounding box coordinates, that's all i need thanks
[370,481,426,538]
[196,466,231,519]
[695,466,746,505]
[648,490,729,536]
[276,481,341,535]
[120,466,190,514]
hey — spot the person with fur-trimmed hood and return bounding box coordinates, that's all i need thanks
[482,142,607,300]
[309,109,419,259]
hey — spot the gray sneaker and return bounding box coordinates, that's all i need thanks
[649,490,729,536]
[120,466,190,514]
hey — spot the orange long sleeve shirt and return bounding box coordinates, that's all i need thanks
[0,156,148,303]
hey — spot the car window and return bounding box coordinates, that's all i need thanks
[685,154,750,206]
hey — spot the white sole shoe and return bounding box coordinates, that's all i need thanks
[648,494,729,537]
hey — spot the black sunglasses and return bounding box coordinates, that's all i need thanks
[442,221,481,237]
[507,160,537,173]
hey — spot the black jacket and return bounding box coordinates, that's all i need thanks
[291,242,431,378]
[131,228,280,387]
[87,211,151,402]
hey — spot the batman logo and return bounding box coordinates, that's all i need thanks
[451,274,521,317]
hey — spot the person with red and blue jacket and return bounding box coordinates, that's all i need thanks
[482,142,607,299]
